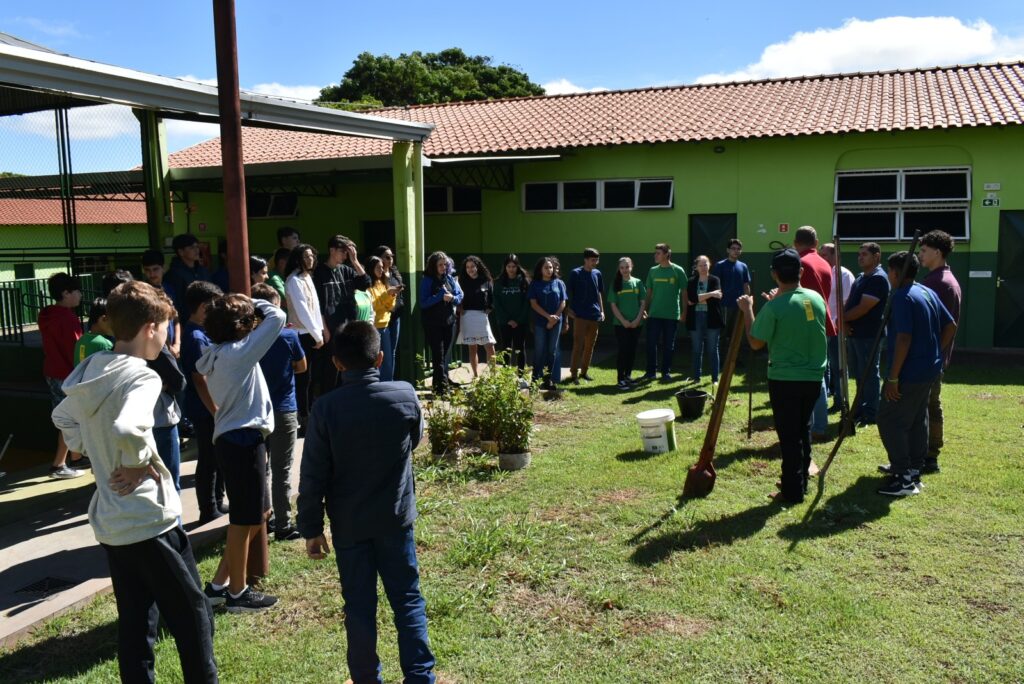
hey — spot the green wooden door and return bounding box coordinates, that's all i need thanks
[995,211,1024,347]
[689,214,737,269]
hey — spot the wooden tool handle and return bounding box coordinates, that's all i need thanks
[695,310,745,468]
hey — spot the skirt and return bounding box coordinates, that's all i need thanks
[457,310,496,345]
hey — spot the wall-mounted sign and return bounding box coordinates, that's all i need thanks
[969,271,992,278]
[983,182,1001,191]
[982,198,1000,207]
[779,223,789,233]
[198,222,208,232]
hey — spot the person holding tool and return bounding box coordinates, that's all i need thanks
[843,243,890,427]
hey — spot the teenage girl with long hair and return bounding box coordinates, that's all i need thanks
[494,253,530,373]
[366,255,401,381]
[373,245,404,379]
[457,255,496,378]
[607,257,647,390]
[528,256,568,390]
[284,244,323,422]
[685,254,723,388]
[420,251,463,395]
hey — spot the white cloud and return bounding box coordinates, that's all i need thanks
[249,82,323,102]
[695,16,1024,84]
[175,74,218,87]
[164,120,221,152]
[542,78,608,95]
[0,103,138,140]
[13,16,80,38]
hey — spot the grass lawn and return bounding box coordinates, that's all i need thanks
[2,353,1022,683]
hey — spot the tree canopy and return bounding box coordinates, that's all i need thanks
[317,48,545,108]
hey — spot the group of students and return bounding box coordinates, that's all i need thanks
[41,226,436,682]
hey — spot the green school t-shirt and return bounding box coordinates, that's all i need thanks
[73,332,114,366]
[354,290,374,322]
[749,288,827,381]
[645,263,687,320]
[607,277,646,326]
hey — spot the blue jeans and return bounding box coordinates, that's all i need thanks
[827,335,844,406]
[533,322,562,383]
[153,425,181,492]
[333,526,435,684]
[646,317,678,376]
[848,337,881,422]
[378,326,394,382]
[387,315,401,380]
[689,312,720,382]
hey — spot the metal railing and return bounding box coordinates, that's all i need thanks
[0,273,104,344]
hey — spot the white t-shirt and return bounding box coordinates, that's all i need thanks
[830,266,855,322]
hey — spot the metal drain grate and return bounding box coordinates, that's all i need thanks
[16,576,79,597]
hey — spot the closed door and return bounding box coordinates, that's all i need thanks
[994,211,1024,347]
[689,214,737,268]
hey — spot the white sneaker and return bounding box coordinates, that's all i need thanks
[49,465,84,480]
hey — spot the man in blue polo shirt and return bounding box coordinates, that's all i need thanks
[843,242,890,427]
[251,283,307,540]
[713,238,752,340]
[876,251,956,497]
[566,247,605,384]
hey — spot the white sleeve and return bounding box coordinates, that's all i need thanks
[112,375,161,467]
[285,275,323,343]
[52,399,84,455]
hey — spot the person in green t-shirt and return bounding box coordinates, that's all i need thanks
[738,248,827,504]
[73,297,115,366]
[353,289,374,322]
[268,248,290,310]
[607,257,647,389]
[642,243,688,381]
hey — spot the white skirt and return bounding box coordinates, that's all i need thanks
[457,310,496,345]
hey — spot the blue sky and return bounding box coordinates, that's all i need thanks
[2,1,1024,173]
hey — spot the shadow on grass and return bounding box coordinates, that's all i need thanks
[0,618,119,682]
[779,475,896,548]
[630,501,784,566]
[615,448,664,462]
[713,441,780,471]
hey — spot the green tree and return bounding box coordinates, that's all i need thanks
[317,48,544,107]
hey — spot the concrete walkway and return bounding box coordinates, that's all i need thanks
[0,439,302,649]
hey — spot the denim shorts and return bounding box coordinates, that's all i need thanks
[46,376,66,409]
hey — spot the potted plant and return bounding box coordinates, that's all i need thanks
[494,366,535,470]
[464,365,502,450]
[426,396,462,462]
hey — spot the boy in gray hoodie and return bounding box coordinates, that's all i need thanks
[196,293,285,612]
[52,281,218,683]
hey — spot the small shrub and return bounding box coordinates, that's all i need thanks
[426,393,463,456]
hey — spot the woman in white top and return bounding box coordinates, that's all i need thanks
[284,244,323,422]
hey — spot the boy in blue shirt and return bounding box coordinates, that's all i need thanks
[566,247,605,384]
[876,251,956,497]
[251,283,307,541]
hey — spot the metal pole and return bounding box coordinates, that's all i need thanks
[833,232,851,427]
[212,0,250,295]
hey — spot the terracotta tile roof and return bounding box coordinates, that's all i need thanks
[0,198,146,225]
[167,62,1024,169]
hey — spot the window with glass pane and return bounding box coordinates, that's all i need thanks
[562,182,597,210]
[836,211,898,239]
[637,180,673,207]
[836,174,899,202]
[903,171,969,201]
[903,209,968,238]
[524,183,558,211]
[424,186,448,213]
[246,193,272,217]
[451,187,482,212]
[603,181,635,209]
[269,193,298,217]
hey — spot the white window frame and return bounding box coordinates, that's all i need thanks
[522,178,675,213]
[901,168,972,203]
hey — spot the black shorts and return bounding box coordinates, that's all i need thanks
[214,436,269,526]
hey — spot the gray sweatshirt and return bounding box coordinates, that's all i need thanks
[52,352,180,546]
[195,299,285,442]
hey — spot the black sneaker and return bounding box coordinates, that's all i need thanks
[204,582,228,607]
[921,459,940,474]
[617,380,630,391]
[225,587,278,613]
[68,455,92,470]
[877,463,892,474]
[877,474,920,497]
[580,373,594,382]
[641,373,657,382]
[660,373,672,382]
[274,526,301,542]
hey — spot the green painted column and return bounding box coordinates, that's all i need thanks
[393,141,425,381]
[137,110,173,249]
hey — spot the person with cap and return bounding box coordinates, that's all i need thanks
[737,248,827,504]
[164,233,211,320]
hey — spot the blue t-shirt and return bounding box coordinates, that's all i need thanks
[712,259,751,310]
[527,278,567,326]
[180,321,212,421]
[845,267,890,338]
[886,283,954,384]
[259,327,305,413]
[567,266,605,321]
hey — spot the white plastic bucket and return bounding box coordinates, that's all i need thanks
[636,408,677,453]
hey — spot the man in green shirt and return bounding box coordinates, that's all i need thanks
[738,248,826,503]
[643,243,688,381]
[73,297,114,366]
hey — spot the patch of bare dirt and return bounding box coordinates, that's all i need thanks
[594,488,643,505]
[975,392,1002,400]
[493,584,596,631]
[966,597,1010,615]
[621,612,713,638]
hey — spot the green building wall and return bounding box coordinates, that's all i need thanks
[166,125,1023,349]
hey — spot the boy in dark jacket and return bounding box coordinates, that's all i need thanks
[297,321,435,684]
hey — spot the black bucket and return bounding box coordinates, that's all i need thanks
[675,389,709,420]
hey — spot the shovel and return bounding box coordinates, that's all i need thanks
[684,310,745,498]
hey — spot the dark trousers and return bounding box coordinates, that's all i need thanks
[296,333,318,419]
[500,322,528,372]
[878,380,932,475]
[424,322,453,393]
[645,317,678,376]
[102,526,218,684]
[614,325,641,381]
[848,336,881,422]
[267,410,298,530]
[334,526,435,684]
[768,379,821,502]
[192,410,225,520]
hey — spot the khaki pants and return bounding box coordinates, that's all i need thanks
[571,318,600,377]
